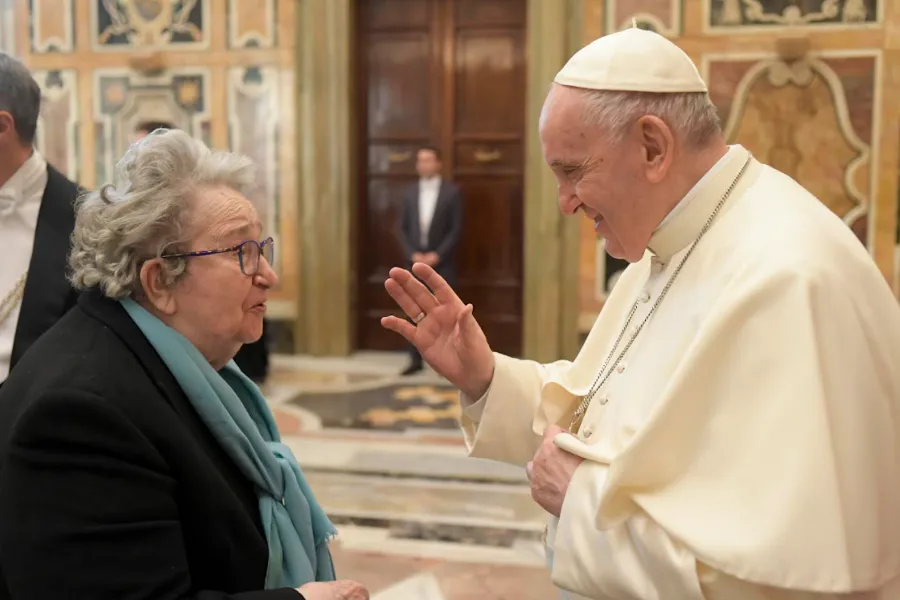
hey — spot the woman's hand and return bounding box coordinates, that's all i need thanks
[297,580,370,600]
[381,263,495,399]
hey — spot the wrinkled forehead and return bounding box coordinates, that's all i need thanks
[191,186,261,244]
[541,85,585,128]
[540,85,593,155]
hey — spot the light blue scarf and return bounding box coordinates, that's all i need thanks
[121,298,336,589]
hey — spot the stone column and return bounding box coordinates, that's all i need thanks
[522,0,583,362]
[292,0,355,355]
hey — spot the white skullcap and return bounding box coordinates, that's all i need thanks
[554,27,707,93]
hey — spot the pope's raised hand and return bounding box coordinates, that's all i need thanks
[381,263,495,399]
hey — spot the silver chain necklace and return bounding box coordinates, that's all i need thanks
[569,155,752,432]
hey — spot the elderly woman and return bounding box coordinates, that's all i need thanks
[0,130,368,600]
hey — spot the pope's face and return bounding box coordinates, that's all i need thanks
[539,85,652,263]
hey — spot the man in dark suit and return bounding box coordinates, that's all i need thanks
[397,146,463,375]
[0,52,81,385]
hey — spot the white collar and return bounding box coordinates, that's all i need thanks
[655,145,736,231]
[648,145,755,261]
[0,150,47,218]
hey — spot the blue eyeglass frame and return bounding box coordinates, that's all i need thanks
[161,237,275,276]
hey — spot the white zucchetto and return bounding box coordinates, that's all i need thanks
[554,26,707,93]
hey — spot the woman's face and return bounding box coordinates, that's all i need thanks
[150,185,277,369]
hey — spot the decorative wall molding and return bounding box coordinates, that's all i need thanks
[605,0,682,37]
[91,0,210,51]
[93,67,212,185]
[30,0,75,53]
[0,0,16,54]
[228,0,277,49]
[702,50,882,250]
[227,65,281,272]
[705,0,881,34]
[34,69,79,181]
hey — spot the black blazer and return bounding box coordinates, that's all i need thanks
[9,165,81,373]
[0,291,304,600]
[397,180,463,284]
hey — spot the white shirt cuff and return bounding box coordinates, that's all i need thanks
[460,384,492,422]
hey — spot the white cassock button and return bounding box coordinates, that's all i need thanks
[616,363,626,374]
[599,394,609,405]
[640,290,651,303]
[582,426,593,439]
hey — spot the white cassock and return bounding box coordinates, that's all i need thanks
[460,145,900,599]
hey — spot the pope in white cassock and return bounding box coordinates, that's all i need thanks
[381,27,900,600]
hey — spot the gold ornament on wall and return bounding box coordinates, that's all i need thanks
[97,0,205,48]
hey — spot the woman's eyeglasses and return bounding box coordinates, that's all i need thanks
[161,237,275,276]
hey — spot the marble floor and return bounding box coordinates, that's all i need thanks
[263,352,560,599]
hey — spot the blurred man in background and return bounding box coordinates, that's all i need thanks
[396,146,463,375]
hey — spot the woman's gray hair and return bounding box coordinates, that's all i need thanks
[579,90,722,148]
[69,129,256,299]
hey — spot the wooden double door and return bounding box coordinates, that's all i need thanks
[354,0,527,357]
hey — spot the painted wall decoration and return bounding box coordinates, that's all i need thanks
[227,0,276,49]
[606,0,682,37]
[29,0,74,53]
[92,0,209,50]
[704,52,878,247]
[707,0,880,30]
[10,0,298,317]
[34,69,79,181]
[227,65,281,264]
[94,68,211,185]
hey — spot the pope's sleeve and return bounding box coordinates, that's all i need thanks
[458,352,572,467]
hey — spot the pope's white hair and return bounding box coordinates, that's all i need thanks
[579,89,722,148]
[69,129,256,299]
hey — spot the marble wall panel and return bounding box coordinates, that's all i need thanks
[707,0,880,32]
[93,68,211,186]
[606,0,682,36]
[227,65,280,267]
[704,52,878,247]
[92,0,209,51]
[228,0,276,49]
[0,0,16,54]
[30,0,74,53]
[34,69,79,181]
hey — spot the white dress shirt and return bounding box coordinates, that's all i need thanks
[0,151,48,382]
[418,176,441,247]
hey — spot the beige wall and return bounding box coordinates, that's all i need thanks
[578,0,900,329]
[3,0,301,320]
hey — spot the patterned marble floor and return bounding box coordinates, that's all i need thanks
[263,352,560,599]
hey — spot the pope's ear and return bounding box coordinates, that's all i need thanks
[636,115,674,183]
[138,258,177,315]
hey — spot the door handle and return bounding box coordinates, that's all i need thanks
[474,148,502,163]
